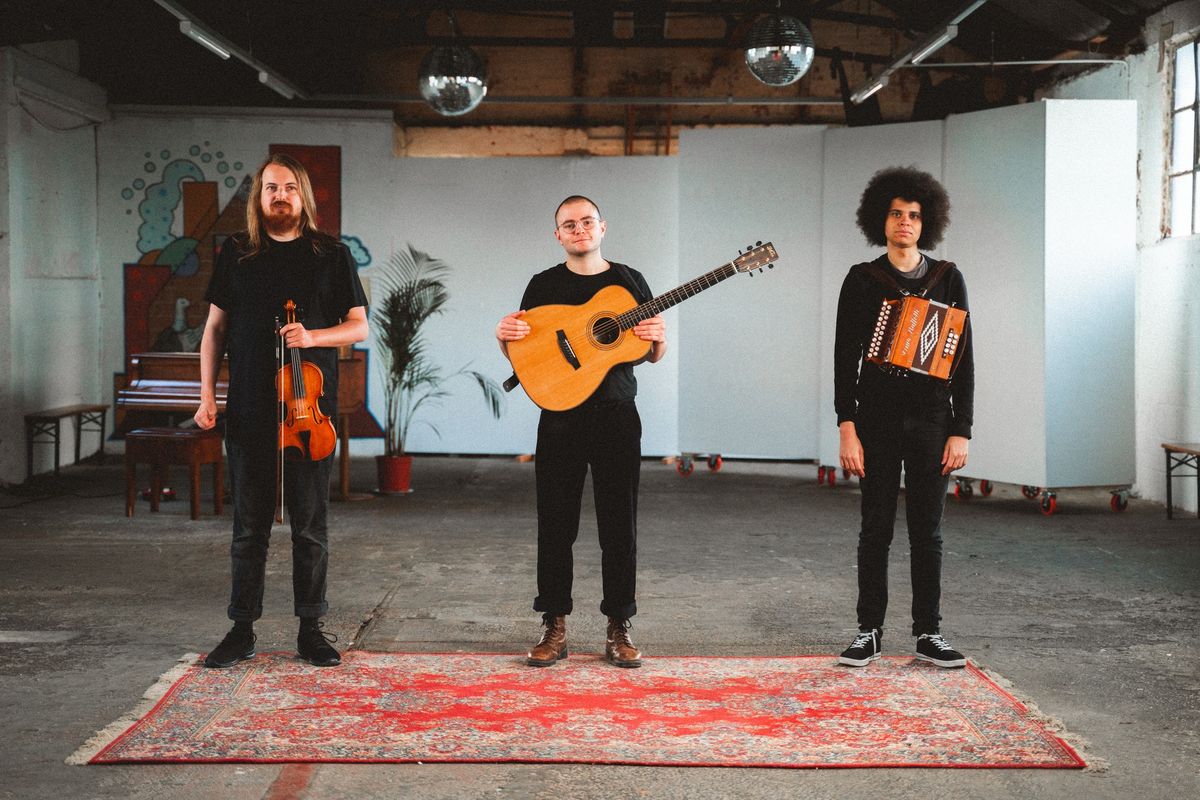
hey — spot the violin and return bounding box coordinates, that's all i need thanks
[276,299,337,463]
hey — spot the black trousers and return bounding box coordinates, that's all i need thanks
[855,402,951,636]
[225,439,333,622]
[533,399,641,620]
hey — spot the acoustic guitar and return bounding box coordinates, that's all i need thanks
[507,242,779,411]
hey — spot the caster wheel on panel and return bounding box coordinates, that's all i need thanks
[1110,491,1129,512]
[1040,492,1058,516]
[979,479,994,497]
[817,466,827,485]
[1021,485,1040,500]
[954,479,973,500]
[707,455,723,472]
[677,457,695,477]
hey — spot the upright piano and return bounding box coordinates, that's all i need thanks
[114,351,367,499]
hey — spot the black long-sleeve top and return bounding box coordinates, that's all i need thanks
[833,254,974,439]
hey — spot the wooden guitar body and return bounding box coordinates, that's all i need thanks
[507,284,650,411]
[505,242,779,411]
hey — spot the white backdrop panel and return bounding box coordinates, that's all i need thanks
[817,121,945,469]
[944,104,1050,485]
[1042,100,1136,486]
[676,127,825,459]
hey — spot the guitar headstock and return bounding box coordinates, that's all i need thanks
[733,241,779,274]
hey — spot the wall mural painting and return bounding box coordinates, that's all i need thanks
[118,142,381,438]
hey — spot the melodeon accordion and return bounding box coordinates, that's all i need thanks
[866,295,968,381]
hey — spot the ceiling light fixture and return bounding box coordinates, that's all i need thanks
[258,71,299,100]
[744,13,816,86]
[178,20,231,60]
[850,76,888,105]
[154,0,307,100]
[909,24,958,65]
[848,0,987,104]
[418,12,488,116]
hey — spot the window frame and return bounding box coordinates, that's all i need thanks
[1168,38,1199,238]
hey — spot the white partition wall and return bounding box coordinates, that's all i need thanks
[817,121,945,472]
[676,127,825,459]
[945,100,1137,488]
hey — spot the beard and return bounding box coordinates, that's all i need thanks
[263,203,302,237]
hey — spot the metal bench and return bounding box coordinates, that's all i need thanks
[24,403,109,480]
[1162,443,1200,520]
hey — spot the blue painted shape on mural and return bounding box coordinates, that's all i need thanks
[136,160,205,253]
[157,237,200,273]
[341,234,372,268]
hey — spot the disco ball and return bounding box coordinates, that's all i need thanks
[744,15,815,87]
[418,45,488,116]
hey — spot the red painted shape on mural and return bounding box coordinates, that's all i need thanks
[124,263,173,356]
[269,144,341,236]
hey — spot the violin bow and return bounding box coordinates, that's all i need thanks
[275,313,285,525]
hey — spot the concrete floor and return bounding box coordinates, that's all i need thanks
[1,453,1197,799]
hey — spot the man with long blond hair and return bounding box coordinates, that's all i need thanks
[194,153,368,668]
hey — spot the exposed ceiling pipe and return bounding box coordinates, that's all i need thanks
[311,94,845,106]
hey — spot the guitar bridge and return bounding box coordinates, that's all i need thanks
[556,330,581,370]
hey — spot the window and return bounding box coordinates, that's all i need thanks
[1169,40,1198,237]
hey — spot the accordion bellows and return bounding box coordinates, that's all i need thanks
[866,296,968,380]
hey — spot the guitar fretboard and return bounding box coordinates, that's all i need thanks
[616,263,739,329]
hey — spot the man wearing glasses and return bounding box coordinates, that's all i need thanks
[495,195,667,668]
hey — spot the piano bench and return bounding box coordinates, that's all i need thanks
[125,428,224,520]
[25,403,109,480]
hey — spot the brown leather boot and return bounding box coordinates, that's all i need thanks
[526,613,567,667]
[605,617,642,668]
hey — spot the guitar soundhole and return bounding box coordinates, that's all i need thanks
[590,315,620,347]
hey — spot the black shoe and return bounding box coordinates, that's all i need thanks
[915,633,966,668]
[297,620,341,667]
[838,628,881,667]
[204,625,256,668]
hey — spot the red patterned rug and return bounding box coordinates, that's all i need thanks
[78,652,1084,768]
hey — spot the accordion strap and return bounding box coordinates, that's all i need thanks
[866,259,957,298]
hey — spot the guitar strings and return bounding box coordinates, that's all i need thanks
[590,262,740,339]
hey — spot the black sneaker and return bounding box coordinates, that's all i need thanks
[203,625,256,668]
[838,628,881,667]
[915,633,967,668]
[297,620,341,667]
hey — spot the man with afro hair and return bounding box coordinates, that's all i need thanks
[833,166,975,669]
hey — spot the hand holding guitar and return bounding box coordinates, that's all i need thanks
[496,310,530,342]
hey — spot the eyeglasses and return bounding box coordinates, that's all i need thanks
[557,216,600,233]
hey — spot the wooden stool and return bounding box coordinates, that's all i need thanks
[125,428,224,520]
[25,403,109,479]
[1162,443,1200,519]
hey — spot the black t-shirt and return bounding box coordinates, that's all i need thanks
[833,253,974,438]
[205,234,368,445]
[519,262,652,403]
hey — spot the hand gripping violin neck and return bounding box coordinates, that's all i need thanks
[277,299,337,463]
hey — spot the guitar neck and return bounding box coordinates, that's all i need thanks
[616,262,739,329]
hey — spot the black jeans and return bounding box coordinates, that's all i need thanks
[855,402,951,636]
[533,399,641,620]
[225,439,333,622]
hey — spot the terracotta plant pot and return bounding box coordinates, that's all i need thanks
[375,454,413,494]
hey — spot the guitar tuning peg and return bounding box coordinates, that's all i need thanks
[755,240,762,247]
[746,245,753,252]
[767,264,774,269]
[748,270,755,277]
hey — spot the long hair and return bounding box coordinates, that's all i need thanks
[240,153,332,260]
[856,166,951,249]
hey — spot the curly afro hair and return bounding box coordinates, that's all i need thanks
[856,166,951,249]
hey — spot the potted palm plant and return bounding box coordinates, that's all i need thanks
[371,244,503,493]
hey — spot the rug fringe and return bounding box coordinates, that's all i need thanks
[65,652,199,766]
[976,662,1104,772]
